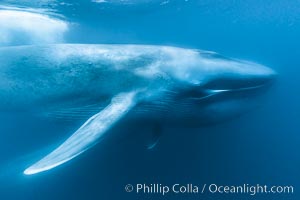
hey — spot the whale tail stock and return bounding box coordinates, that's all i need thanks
[24,91,138,175]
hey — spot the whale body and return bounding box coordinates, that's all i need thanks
[0,44,276,175]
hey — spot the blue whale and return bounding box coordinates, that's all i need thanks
[0,44,276,175]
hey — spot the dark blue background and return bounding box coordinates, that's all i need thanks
[0,0,299,199]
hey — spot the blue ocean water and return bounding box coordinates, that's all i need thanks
[0,0,299,199]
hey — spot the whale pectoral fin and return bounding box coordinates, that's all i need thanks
[24,92,137,175]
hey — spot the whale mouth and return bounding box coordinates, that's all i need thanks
[190,72,277,102]
[218,79,275,93]
[181,73,277,102]
[203,73,276,92]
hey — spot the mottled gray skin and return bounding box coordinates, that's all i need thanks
[0,44,275,126]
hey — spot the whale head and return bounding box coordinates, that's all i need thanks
[161,48,277,125]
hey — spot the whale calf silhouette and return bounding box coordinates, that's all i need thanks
[0,44,276,175]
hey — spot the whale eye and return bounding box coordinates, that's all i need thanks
[177,86,211,100]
